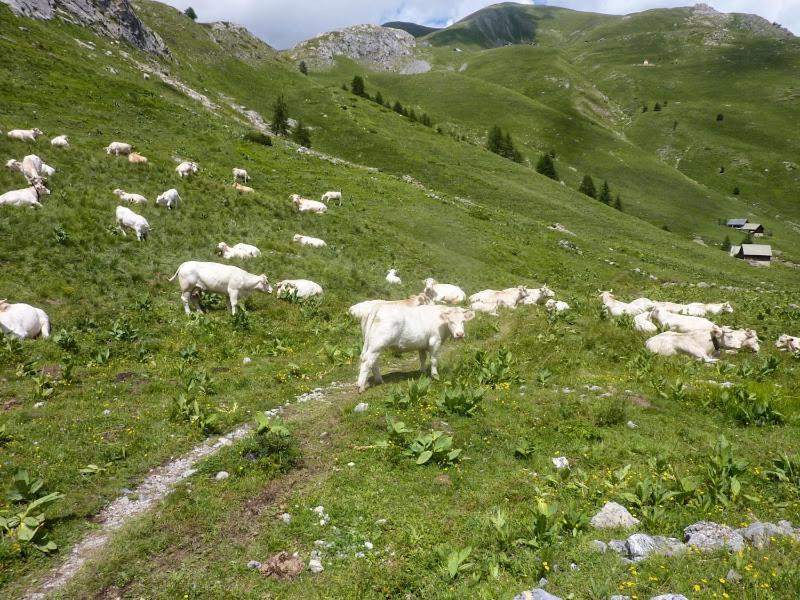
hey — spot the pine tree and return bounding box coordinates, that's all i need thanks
[393,101,404,115]
[271,95,289,136]
[486,125,503,154]
[351,75,366,97]
[642,105,648,113]
[733,186,740,195]
[653,102,662,112]
[420,113,432,127]
[292,120,311,148]
[374,91,384,105]
[578,175,597,199]
[184,6,197,20]
[721,234,731,251]
[716,113,724,121]
[535,153,558,180]
[613,193,622,211]
[408,109,418,122]
[298,61,308,75]
[599,180,612,204]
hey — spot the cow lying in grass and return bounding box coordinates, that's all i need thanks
[0,300,50,339]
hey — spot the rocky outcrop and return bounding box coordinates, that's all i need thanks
[0,0,168,55]
[287,24,429,73]
[205,21,274,62]
[689,3,794,43]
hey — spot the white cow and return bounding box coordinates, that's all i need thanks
[156,188,180,209]
[276,279,323,299]
[232,168,249,184]
[645,328,724,363]
[7,128,43,142]
[217,242,261,259]
[652,301,690,313]
[545,299,570,312]
[291,194,327,214]
[599,291,651,317]
[357,305,475,392]
[50,135,70,148]
[6,155,53,183]
[634,311,658,333]
[775,335,800,353]
[679,302,734,317]
[169,261,272,315]
[386,269,402,285]
[113,189,147,204]
[470,287,527,308]
[115,206,150,241]
[106,141,132,156]
[348,294,431,328]
[0,301,50,339]
[128,152,148,164]
[0,182,49,207]
[292,234,326,248]
[519,285,556,305]
[423,278,466,305]
[232,183,254,193]
[650,307,717,333]
[321,191,342,205]
[719,327,760,353]
[175,161,198,178]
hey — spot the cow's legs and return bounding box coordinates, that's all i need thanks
[429,342,442,379]
[181,291,193,315]
[371,356,383,384]
[358,349,379,393]
[228,290,239,315]
[418,350,428,373]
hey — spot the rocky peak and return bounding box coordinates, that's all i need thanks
[690,3,794,40]
[205,21,275,62]
[0,0,168,55]
[287,24,428,73]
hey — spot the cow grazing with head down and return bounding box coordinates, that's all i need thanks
[356,304,475,392]
[169,261,272,315]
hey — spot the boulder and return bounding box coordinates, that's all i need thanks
[684,521,744,552]
[512,589,562,600]
[590,502,640,529]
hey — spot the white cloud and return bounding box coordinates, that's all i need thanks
[162,1,798,49]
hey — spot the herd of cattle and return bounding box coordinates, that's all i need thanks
[1,127,799,392]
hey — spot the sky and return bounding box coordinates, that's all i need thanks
[163,1,800,49]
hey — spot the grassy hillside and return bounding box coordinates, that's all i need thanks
[1,2,800,599]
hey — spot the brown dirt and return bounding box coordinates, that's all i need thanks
[625,393,652,408]
[259,552,304,580]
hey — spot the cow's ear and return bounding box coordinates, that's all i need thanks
[463,310,475,321]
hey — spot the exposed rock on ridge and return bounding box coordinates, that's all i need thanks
[0,0,168,55]
[205,21,275,62]
[287,24,429,73]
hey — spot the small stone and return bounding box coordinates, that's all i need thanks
[308,551,324,574]
[34,402,45,408]
[626,420,637,429]
[607,539,628,555]
[347,462,355,467]
[610,597,632,600]
[320,431,330,441]
[684,521,744,552]
[738,522,786,548]
[375,518,387,525]
[278,512,292,524]
[626,533,657,561]
[569,562,578,571]
[313,540,327,547]
[650,595,688,600]
[364,541,374,550]
[513,590,562,600]
[247,560,262,570]
[538,577,548,586]
[591,501,640,529]
[354,402,368,413]
[103,409,112,416]
[312,505,326,515]
[590,540,608,553]
[551,456,569,470]
[243,357,252,364]
[726,568,742,583]
[215,471,229,481]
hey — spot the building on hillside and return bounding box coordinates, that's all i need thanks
[729,245,741,257]
[735,244,772,263]
[740,222,764,237]
[726,218,747,228]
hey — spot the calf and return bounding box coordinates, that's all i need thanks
[386,269,402,285]
[0,182,49,207]
[423,278,466,305]
[645,328,724,363]
[291,194,327,213]
[679,302,733,317]
[545,299,570,312]
[50,135,70,148]
[0,301,50,339]
[175,161,198,177]
[650,306,717,333]
[106,141,132,156]
[469,287,527,311]
[7,128,43,142]
[719,327,760,353]
[276,279,323,299]
[128,152,148,164]
[115,205,150,241]
[156,188,180,209]
[321,191,342,205]
[775,334,800,353]
[217,242,261,259]
[232,182,254,193]
[357,305,475,392]
[292,234,326,248]
[599,291,651,316]
[169,261,272,315]
[232,168,249,184]
[113,188,147,204]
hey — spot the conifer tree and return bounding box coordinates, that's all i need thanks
[578,175,597,199]
[536,153,558,180]
[599,180,612,204]
[351,75,366,97]
[298,61,308,75]
[271,95,289,136]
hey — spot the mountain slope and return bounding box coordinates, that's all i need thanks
[381,20,440,38]
[1,2,799,598]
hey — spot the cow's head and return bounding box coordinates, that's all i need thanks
[720,302,734,314]
[32,128,43,137]
[216,242,228,255]
[33,181,50,196]
[5,159,20,171]
[441,308,475,340]
[598,290,614,300]
[422,278,437,291]
[0,299,8,311]
[735,328,760,353]
[257,275,273,294]
[709,326,724,354]
[540,284,555,299]
[292,234,302,242]
[290,194,301,204]
[113,188,124,196]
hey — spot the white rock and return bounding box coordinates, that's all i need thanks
[626,420,638,429]
[103,409,112,416]
[347,462,355,467]
[242,357,252,364]
[34,402,45,408]
[215,471,230,481]
[308,554,324,574]
[278,512,292,524]
[590,501,640,529]
[364,541,374,550]
[354,402,368,413]
[551,456,569,470]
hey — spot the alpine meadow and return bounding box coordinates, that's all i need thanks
[2,1,800,598]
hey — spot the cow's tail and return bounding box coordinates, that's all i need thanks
[168,266,182,282]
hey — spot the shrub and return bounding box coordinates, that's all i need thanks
[184,6,197,20]
[732,186,740,195]
[486,126,523,163]
[243,130,272,146]
[244,414,301,473]
[653,102,662,111]
[592,397,628,427]
[53,328,79,353]
[435,384,484,416]
[374,91,383,105]
[393,100,404,115]
[171,394,219,434]
[387,376,430,409]
[613,194,622,210]
[701,435,747,507]
[716,113,724,121]
[457,347,521,387]
[1,470,64,554]
[406,430,462,466]
[298,60,307,75]
[292,120,312,148]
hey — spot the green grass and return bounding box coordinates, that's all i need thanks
[1,2,800,598]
